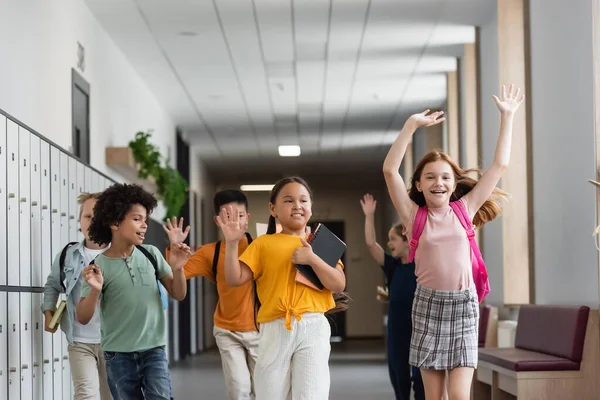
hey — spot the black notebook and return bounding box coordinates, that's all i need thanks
[295,223,346,291]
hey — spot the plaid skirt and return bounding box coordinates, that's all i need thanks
[409,284,479,370]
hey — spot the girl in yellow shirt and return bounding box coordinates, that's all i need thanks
[217,176,347,400]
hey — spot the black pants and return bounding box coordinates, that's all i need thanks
[387,318,424,400]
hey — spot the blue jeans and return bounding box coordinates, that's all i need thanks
[104,346,172,400]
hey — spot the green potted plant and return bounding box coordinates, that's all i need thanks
[128,130,188,220]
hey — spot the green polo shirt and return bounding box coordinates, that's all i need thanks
[81,244,171,352]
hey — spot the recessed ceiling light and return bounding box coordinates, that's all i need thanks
[240,184,275,192]
[178,31,198,37]
[278,145,301,157]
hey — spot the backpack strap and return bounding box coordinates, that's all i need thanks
[59,242,79,291]
[135,245,158,278]
[212,232,253,282]
[449,200,477,247]
[408,207,428,263]
[212,241,222,282]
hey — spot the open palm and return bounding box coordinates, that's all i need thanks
[408,109,445,129]
[493,84,524,115]
[162,217,190,244]
[215,205,246,242]
[360,194,377,215]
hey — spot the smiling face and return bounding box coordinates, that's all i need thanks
[79,198,96,242]
[111,204,148,245]
[269,182,312,235]
[387,227,408,258]
[416,160,456,208]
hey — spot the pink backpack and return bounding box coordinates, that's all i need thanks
[407,200,490,303]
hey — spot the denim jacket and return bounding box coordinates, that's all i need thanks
[41,240,97,344]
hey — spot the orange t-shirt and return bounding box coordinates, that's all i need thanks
[167,236,256,332]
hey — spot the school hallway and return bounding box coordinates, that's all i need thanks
[170,339,400,400]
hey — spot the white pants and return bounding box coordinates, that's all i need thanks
[254,313,331,400]
[214,326,260,400]
[67,342,112,400]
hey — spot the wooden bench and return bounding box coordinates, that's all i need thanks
[472,305,599,399]
[479,304,498,348]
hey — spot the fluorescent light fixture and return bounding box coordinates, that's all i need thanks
[240,184,275,192]
[278,145,301,157]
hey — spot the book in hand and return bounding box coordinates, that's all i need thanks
[295,223,346,291]
[48,300,66,331]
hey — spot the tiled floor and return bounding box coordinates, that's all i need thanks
[170,339,398,399]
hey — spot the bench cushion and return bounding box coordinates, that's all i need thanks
[515,306,590,362]
[479,348,580,371]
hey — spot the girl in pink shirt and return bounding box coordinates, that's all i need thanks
[383,84,524,400]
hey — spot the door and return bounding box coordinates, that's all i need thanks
[32,293,43,399]
[42,293,53,399]
[59,153,71,400]
[8,292,20,399]
[77,162,85,242]
[0,117,6,286]
[309,220,347,340]
[41,141,52,283]
[19,128,31,287]
[20,293,33,399]
[7,120,19,286]
[50,147,63,400]
[72,69,90,164]
[0,292,7,400]
[31,134,43,287]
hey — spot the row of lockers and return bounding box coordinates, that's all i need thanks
[0,292,73,400]
[0,114,114,288]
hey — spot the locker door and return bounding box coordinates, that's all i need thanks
[50,146,63,400]
[59,152,71,399]
[68,157,78,242]
[84,166,92,193]
[92,172,100,193]
[40,141,52,283]
[0,292,7,400]
[8,292,20,400]
[77,162,85,242]
[6,120,19,286]
[20,293,33,399]
[105,177,112,190]
[19,127,31,287]
[41,296,53,400]
[0,117,7,286]
[31,134,43,287]
[31,293,43,399]
[61,333,71,400]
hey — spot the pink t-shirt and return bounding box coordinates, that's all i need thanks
[405,197,474,291]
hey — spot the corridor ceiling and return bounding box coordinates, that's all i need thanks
[85,0,494,182]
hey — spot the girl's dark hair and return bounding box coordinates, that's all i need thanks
[89,183,158,245]
[409,150,508,228]
[391,223,407,242]
[264,176,350,314]
[266,176,313,234]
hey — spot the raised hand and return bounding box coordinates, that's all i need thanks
[493,84,525,115]
[292,237,315,265]
[169,242,192,271]
[407,109,445,129]
[215,205,246,243]
[82,265,103,292]
[162,217,191,245]
[360,194,377,215]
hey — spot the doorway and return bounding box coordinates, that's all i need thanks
[71,69,90,163]
[309,220,347,341]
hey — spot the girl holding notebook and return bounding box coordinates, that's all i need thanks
[217,176,348,400]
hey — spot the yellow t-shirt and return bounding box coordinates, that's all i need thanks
[239,233,341,330]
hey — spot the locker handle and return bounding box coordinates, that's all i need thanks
[9,367,16,373]
[62,356,68,360]
[53,358,59,362]
[8,193,15,198]
[52,209,57,213]
[32,201,38,206]
[34,362,40,367]
[42,205,48,210]
[43,360,50,364]
[20,197,26,202]
[69,215,75,220]
[21,364,28,369]
[60,212,66,217]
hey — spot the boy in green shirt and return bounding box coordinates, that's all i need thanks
[77,183,191,399]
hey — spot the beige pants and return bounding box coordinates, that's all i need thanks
[213,325,260,400]
[67,342,112,400]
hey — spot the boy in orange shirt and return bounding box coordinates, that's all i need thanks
[164,190,258,400]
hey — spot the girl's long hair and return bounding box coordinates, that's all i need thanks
[409,150,508,228]
[267,176,350,314]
